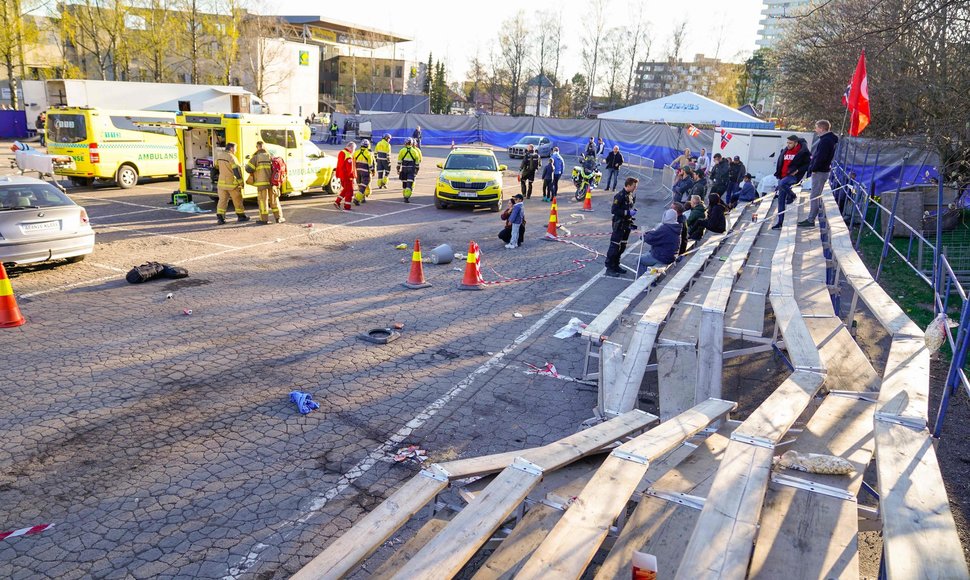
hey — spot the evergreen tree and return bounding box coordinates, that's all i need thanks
[423,52,433,95]
[433,61,448,113]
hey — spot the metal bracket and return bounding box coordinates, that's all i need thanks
[827,390,879,403]
[874,411,927,431]
[611,449,650,466]
[730,432,776,449]
[771,473,856,502]
[510,457,545,477]
[643,489,706,510]
[421,466,450,483]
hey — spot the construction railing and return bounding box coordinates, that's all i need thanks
[830,156,970,438]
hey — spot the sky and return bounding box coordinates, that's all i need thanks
[272,0,766,82]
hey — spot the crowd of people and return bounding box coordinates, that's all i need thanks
[607,119,838,277]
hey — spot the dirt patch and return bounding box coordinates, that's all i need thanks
[162,278,211,290]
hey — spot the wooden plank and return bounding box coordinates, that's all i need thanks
[515,399,736,580]
[657,343,698,420]
[292,471,448,580]
[805,317,880,394]
[725,225,779,338]
[772,295,824,370]
[471,504,563,580]
[673,441,776,579]
[878,335,930,425]
[694,310,725,402]
[732,370,826,444]
[602,322,660,416]
[391,466,540,580]
[749,395,875,580]
[875,421,970,579]
[596,431,732,580]
[437,409,656,479]
[582,271,660,341]
[371,515,452,577]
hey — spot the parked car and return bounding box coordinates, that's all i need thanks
[434,147,507,211]
[0,176,95,265]
[507,136,554,158]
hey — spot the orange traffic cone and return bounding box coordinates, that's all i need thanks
[0,263,25,328]
[403,239,432,289]
[458,241,484,290]
[543,200,559,240]
[581,186,593,211]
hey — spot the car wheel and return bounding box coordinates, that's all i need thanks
[69,177,94,187]
[490,202,501,212]
[116,164,139,189]
[434,191,448,209]
[325,173,341,195]
[65,255,86,264]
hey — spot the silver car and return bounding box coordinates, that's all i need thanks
[507,136,554,159]
[0,176,95,265]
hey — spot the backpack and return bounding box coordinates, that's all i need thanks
[270,156,287,187]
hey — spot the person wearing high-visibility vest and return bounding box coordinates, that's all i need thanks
[334,141,357,210]
[215,142,250,225]
[396,138,422,203]
[374,133,392,189]
[353,139,375,205]
[245,141,282,224]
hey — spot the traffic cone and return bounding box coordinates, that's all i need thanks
[403,239,432,289]
[458,241,484,290]
[581,186,593,211]
[543,200,559,240]
[0,263,25,328]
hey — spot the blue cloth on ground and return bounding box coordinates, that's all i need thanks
[289,390,320,414]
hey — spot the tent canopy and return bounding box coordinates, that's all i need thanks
[598,91,773,129]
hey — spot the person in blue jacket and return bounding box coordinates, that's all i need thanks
[550,147,565,199]
[737,173,757,202]
[637,208,682,276]
[541,157,555,201]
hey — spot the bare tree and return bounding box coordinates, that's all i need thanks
[602,27,627,108]
[60,1,123,80]
[498,11,529,115]
[173,0,207,83]
[551,12,564,83]
[531,10,558,116]
[241,14,291,105]
[660,20,687,97]
[624,7,651,104]
[210,0,243,85]
[580,0,609,116]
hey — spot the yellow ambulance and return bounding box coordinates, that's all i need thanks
[46,107,179,188]
[175,112,340,199]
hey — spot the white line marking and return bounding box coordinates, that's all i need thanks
[223,267,606,579]
[564,309,600,317]
[88,262,127,273]
[91,208,165,220]
[93,223,238,249]
[72,195,178,213]
[285,203,379,217]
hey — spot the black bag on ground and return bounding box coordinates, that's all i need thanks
[126,262,165,284]
[160,264,188,279]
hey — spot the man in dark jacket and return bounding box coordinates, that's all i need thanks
[519,144,541,199]
[672,168,695,202]
[605,177,639,276]
[637,209,682,275]
[771,134,811,229]
[411,126,422,149]
[737,173,757,202]
[584,137,596,157]
[690,171,708,199]
[604,145,624,191]
[709,153,731,194]
[799,119,839,227]
[726,156,744,204]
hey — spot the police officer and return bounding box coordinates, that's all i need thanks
[215,142,250,225]
[374,133,392,189]
[605,177,639,276]
[397,137,422,203]
[519,144,540,199]
[353,139,375,205]
[245,141,282,224]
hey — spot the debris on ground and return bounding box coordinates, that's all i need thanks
[165,293,174,300]
[392,322,405,330]
[393,445,428,464]
[773,450,853,475]
[303,223,314,228]
[176,202,208,213]
[395,243,408,250]
[525,362,561,378]
[182,309,192,316]
[289,390,321,415]
[554,317,587,339]
[513,312,523,318]
[126,262,188,284]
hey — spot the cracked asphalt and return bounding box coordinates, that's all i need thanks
[0,143,666,579]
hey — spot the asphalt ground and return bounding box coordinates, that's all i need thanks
[0,143,668,579]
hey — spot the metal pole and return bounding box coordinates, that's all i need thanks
[933,179,944,309]
[855,150,879,249]
[933,295,970,438]
[875,159,907,281]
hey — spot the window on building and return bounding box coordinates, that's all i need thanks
[384,65,391,77]
[339,61,348,74]
[396,66,403,78]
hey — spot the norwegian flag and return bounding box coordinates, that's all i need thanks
[686,124,701,137]
[841,84,851,107]
[720,129,733,150]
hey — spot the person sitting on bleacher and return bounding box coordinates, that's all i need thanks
[637,209,682,276]
[672,168,695,202]
[697,193,728,235]
[686,194,707,241]
[736,173,757,203]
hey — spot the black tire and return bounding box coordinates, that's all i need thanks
[69,177,94,187]
[65,255,86,264]
[490,202,501,212]
[434,193,447,209]
[575,185,586,202]
[116,164,139,189]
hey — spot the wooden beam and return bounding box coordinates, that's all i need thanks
[515,399,736,580]
[581,271,661,341]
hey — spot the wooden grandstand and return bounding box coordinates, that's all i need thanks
[293,185,969,580]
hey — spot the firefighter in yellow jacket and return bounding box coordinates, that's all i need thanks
[245,141,284,224]
[353,139,375,205]
[397,138,422,203]
[374,133,392,189]
[215,142,250,225]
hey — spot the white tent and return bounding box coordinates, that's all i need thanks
[598,91,768,127]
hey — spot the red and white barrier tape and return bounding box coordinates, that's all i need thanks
[478,238,601,286]
[0,523,54,541]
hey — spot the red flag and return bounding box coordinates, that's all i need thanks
[720,129,733,149]
[687,124,701,137]
[846,50,870,136]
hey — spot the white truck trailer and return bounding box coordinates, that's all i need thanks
[712,127,815,180]
[43,79,265,115]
